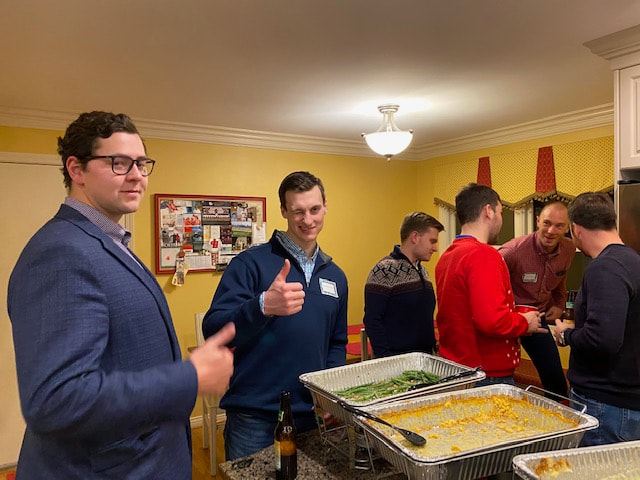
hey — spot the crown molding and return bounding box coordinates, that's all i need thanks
[584,24,640,70]
[0,104,613,162]
[0,106,73,132]
[136,117,376,158]
[0,105,376,158]
[412,104,613,160]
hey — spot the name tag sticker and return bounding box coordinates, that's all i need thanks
[522,272,538,283]
[319,278,338,298]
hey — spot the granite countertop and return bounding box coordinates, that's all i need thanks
[218,429,406,479]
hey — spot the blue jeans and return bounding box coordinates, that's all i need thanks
[476,375,515,387]
[571,388,640,446]
[223,410,317,461]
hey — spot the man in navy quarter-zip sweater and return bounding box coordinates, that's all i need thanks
[203,171,348,460]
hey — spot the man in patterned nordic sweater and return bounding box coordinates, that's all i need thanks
[363,212,444,357]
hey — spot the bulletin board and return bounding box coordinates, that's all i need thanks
[154,194,267,274]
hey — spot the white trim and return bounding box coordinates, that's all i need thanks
[413,104,613,160]
[138,119,373,158]
[190,412,227,429]
[0,104,613,161]
[0,151,59,166]
[438,206,456,250]
[513,204,535,237]
[0,462,17,472]
[0,106,374,158]
[191,415,203,429]
[584,24,640,70]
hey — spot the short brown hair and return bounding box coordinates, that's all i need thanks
[568,192,616,231]
[58,111,142,189]
[400,212,444,242]
[455,183,501,225]
[278,171,326,209]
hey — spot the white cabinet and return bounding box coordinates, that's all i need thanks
[585,25,640,183]
[619,64,640,170]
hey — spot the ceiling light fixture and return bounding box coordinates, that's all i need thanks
[362,104,413,160]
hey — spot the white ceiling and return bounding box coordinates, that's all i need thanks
[2,0,640,159]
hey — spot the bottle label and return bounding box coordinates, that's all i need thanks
[274,440,281,470]
[278,439,296,456]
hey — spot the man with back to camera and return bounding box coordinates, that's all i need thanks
[202,171,348,460]
[435,183,546,385]
[363,212,444,357]
[553,192,640,446]
[499,202,574,398]
[7,111,235,479]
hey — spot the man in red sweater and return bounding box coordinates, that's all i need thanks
[435,183,545,385]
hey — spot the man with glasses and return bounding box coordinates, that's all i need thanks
[8,111,235,479]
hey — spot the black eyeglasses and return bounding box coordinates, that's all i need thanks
[84,155,156,176]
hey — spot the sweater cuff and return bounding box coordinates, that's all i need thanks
[259,291,273,317]
[564,327,573,346]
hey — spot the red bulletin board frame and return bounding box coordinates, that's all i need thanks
[154,193,267,274]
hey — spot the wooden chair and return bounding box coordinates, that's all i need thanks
[194,313,223,477]
[346,323,372,362]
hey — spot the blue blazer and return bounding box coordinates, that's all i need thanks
[8,205,198,479]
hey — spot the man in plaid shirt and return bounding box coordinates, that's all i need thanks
[499,202,574,398]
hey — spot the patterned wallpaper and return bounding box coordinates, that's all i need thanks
[434,136,614,210]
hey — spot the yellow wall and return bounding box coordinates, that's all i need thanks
[1,121,615,428]
[139,138,420,354]
[416,124,614,368]
[1,125,419,357]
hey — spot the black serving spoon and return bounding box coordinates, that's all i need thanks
[407,366,483,391]
[339,402,426,446]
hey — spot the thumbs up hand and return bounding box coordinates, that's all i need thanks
[263,259,305,316]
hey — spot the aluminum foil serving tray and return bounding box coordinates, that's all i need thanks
[354,384,598,480]
[513,439,640,479]
[299,352,485,425]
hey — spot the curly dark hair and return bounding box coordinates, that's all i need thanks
[57,111,142,188]
[278,171,326,209]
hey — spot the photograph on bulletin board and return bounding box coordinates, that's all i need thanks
[155,194,267,274]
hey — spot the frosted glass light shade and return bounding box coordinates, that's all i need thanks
[364,130,413,157]
[362,104,413,159]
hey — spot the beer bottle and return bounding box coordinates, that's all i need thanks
[274,391,297,480]
[564,290,576,324]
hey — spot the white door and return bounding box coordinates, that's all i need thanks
[0,153,66,465]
